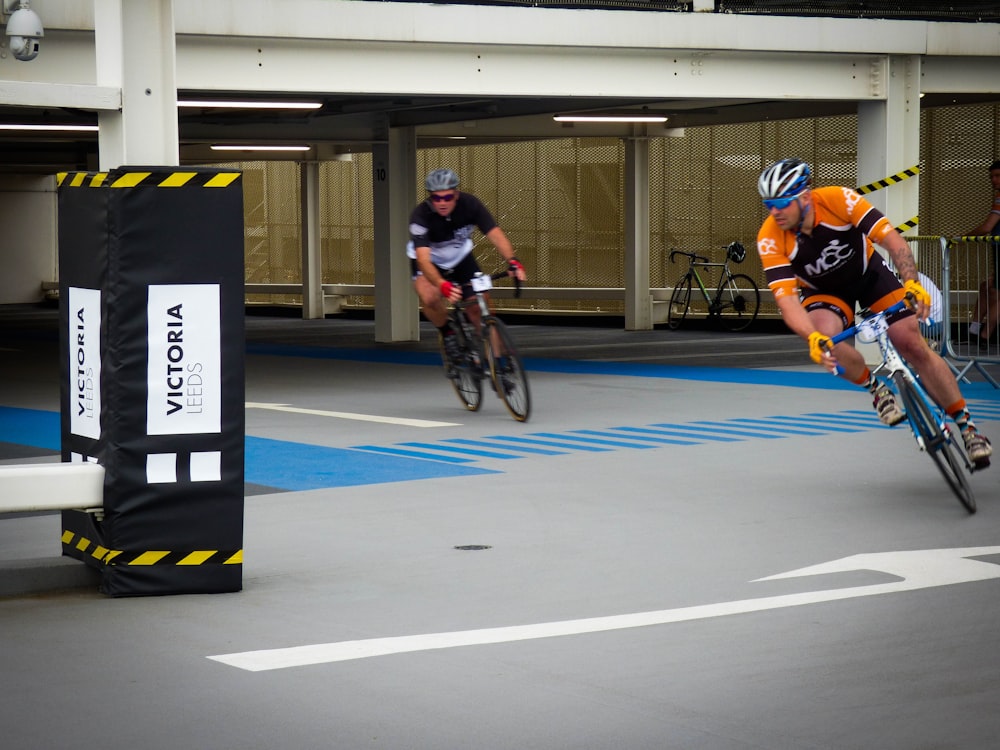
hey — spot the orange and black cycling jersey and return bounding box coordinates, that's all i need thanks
[756,186,897,301]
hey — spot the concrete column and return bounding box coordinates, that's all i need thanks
[372,127,419,342]
[94,0,178,170]
[300,161,323,319]
[857,55,920,233]
[624,136,652,330]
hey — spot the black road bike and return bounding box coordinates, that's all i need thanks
[439,270,531,422]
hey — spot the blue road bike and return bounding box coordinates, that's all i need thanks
[829,296,976,513]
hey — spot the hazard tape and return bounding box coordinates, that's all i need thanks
[61,530,242,566]
[895,215,919,233]
[57,171,241,188]
[856,165,919,195]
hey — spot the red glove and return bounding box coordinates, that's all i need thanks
[440,280,455,299]
[508,258,524,276]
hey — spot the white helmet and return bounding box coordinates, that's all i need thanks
[758,158,811,200]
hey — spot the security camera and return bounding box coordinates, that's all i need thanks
[5,3,43,62]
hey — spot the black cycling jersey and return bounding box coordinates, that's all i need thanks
[407,192,498,270]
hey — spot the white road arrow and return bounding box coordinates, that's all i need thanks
[208,546,1000,672]
[245,402,460,428]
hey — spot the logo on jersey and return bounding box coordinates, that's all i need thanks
[804,239,853,277]
[842,187,861,217]
[757,238,779,256]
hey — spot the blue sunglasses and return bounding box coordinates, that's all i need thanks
[763,193,803,211]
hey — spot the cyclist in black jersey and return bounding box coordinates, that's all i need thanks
[407,169,525,358]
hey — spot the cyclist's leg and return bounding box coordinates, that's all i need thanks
[411,259,450,327]
[801,293,868,380]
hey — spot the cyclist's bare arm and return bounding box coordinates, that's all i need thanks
[485,227,525,281]
[415,245,461,302]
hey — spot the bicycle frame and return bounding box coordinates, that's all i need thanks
[829,297,976,511]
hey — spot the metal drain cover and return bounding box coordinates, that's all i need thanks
[454,544,492,551]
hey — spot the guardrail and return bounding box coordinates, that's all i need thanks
[244,283,776,322]
[940,235,1000,386]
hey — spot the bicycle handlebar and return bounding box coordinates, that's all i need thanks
[488,270,522,298]
[669,249,711,264]
[828,294,915,346]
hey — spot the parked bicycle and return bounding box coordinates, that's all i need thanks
[666,242,760,332]
[439,270,531,422]
[828,295,977,513]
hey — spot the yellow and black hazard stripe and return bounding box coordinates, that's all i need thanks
[895,216,919,233]
[57,170,240,189]
[62,530,242,566]
[856,165,920,195]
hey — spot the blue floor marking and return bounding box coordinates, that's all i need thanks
[535,431,656,449]
[575,429,698,446]
[611,426,703,444]
[0,406,60,451]
[398,441,521,460]
[245,438,498,489]
[484,434,613,452]
[443,438,569,456]
[740,416,864,434]
[639,425,743,442]
[350,445,475,464]
[690,420,787,439]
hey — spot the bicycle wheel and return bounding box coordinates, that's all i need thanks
[439,326,483,412]
[667,275,692,330]
[715,273,760,332]
[894,373,976,513]
[483,317,531,422]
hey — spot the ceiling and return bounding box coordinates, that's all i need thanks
[0,89,998,174]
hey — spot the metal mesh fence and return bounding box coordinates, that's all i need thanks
[223,103,999,321]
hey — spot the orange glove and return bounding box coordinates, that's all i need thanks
[903,278,931,308]
[807,331,833,364]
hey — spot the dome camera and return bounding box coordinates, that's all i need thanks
[5,4,43,62]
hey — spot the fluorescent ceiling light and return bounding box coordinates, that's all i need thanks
[210,144,311,152]
[0,123,98,132]
[553,114,668,123]
[179,100,322,110]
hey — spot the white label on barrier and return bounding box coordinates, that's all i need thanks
[147,284,221,435]
[68,286,102,440]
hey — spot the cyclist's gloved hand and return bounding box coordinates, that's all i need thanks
[807,331,834,364]
[508,257,525,279]
[903,279,931,308]
[439,280,456,300]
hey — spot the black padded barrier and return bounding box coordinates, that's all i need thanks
[57,167,245,597]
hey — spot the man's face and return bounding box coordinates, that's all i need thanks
[989,168,1000,192]
[765,191,806,231]
[428,190,459,217]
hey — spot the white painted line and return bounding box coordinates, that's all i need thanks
[245,402,460,428]
[208,547,1000,672]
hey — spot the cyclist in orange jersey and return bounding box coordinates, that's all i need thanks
[756,158,991,468]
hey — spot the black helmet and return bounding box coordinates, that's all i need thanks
[726,241,746,263]
[425,168,460,192]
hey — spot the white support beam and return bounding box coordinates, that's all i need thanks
[0,80,119,109]
[96,0,178,170]
[0,462,104,514]
[176,37,885,103]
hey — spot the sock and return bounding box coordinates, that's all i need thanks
[947,400,975,433]
[969,321,982,337]
[853,367,875,390]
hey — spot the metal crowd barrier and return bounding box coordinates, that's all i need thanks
[935,235,1000,387]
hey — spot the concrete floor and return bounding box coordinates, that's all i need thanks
[2,305,999,749]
